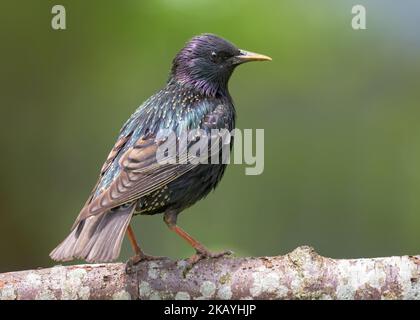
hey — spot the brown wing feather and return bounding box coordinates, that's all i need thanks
[100,132,133,174]
[74,105,231,227]
[71,132,133,229]
[75,135,196,224]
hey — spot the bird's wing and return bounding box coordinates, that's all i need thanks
[73,103,233,227]
[80,132,133,209]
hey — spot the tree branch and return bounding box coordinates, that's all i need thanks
[1,246,419,300]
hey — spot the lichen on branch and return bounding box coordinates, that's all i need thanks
[1,246,419,300]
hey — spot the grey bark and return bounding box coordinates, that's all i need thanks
[1,246,419,300]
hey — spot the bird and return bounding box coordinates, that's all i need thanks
[50,34,271,268]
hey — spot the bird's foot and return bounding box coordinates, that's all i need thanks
[125,253,170,274]
[187,247,233,265]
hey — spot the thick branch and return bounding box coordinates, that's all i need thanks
[1,246,419,300]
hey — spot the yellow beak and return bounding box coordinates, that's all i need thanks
[235,49,272,63]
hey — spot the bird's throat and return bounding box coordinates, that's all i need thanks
[170,71,231,98]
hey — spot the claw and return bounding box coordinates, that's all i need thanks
[187,249,233,265]
[125,254,170,274]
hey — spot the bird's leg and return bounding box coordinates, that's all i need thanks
[163,211,233,265]
[125,225,168,273]
[126,224,144,262]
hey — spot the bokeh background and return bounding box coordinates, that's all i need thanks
[1,0,419,272]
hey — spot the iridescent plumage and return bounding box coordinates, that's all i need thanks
[50,34,270,263]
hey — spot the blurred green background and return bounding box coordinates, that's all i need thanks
[1,0,419,272]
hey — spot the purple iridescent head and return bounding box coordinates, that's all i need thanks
[170,34,271,97]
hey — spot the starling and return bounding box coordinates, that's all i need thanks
[50,34,271,266]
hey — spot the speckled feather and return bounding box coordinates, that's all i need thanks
[49,34,260,263]
[86,82,235,218]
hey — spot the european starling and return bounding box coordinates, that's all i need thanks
[50,34,271,265]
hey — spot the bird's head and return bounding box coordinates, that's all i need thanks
[170,34,271,97]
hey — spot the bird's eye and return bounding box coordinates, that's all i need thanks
[210,51,232,63]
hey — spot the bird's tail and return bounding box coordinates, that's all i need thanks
[50,203,135,263]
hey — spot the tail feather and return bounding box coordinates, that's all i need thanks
[50,204,135,263]
[80,207,134,262]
